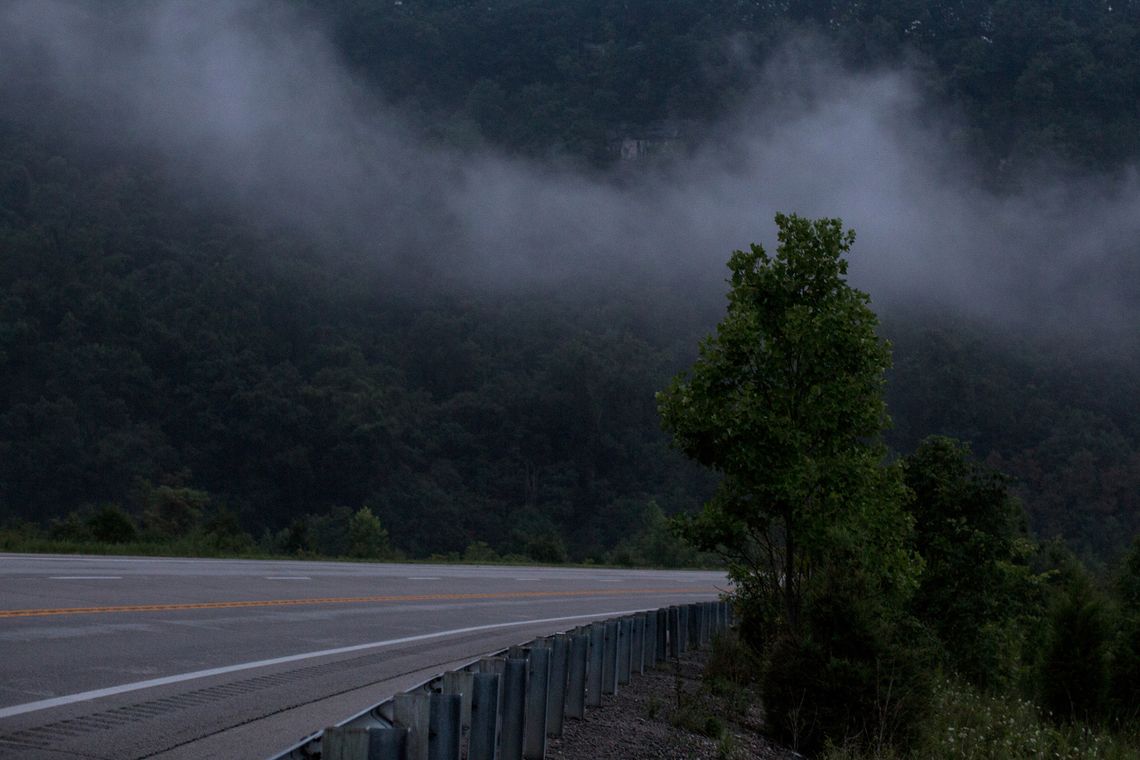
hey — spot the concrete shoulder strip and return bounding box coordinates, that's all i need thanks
[0,608,655,720]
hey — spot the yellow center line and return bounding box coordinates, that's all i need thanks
[0,587,708,620]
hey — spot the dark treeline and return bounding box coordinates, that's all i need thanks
[1,0,1139,565]
[0,128,712,560]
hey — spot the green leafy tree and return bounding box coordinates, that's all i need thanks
[904,436,1040,688]
[658,213,916,635]
[348,506,390,559]
[659,214,926,752]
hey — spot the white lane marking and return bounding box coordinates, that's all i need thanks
[265,576,310,580]
[12,556,196,563]
[0,607,667,719]
[48,576,122,580]
[406,577,441,581]
[595,579,623,582]
[513,577,541,581]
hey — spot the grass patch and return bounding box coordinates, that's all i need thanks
[821,675,1140,760]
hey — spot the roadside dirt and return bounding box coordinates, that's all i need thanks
[545,648,801,760]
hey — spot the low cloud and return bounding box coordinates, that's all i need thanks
[2,0,1136,340]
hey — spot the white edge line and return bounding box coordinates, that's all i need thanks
[0,606,686,720]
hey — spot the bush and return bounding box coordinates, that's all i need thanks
[1112,537,1140,721]
[763,569,931,755]
[200,507,254,553]
[904,436,1039,689]
[525,533,566,564]
[87,504,138,543]
[142,485,209,538]
[704,628,761,691]
[462,540,500,563]
[1110,616,1140,723]
[49,510,92,542]
[1039,578,1112,723]
[348,506,390,559]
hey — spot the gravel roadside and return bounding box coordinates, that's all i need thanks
[545,646,801,760]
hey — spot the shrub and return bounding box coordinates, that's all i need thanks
[1039,578,1112,723]
[525,533,566,564]
[763,568,931,755]
[348,506,390,559]
[49,510,92,542]
[87,504,138,543]
[462,540,499,563]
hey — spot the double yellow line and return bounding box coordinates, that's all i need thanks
[0,587,702,620]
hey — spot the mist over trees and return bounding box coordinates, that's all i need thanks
[0,0,1137,566]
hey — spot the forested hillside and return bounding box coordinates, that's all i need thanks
[0,0,1137,563]
[313,0,1140,172]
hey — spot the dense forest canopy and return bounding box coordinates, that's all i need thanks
[0,0,1137,562]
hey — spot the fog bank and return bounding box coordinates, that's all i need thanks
[2,0,1137,339]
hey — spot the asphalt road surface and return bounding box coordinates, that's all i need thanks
[0,554,726,759]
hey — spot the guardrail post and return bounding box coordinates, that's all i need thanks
[587,624,604,707]
[501,659,526,760]
[394,692,430,760]
[633,614,646,675]
[690,603,698,648]
[523,647,550,759]
[680,604,692,652]
[547,634,568,737]
[429,693,461,760]
[617,618,632,685]
[665,606,674,660]
[324,725,411,760]
[369,727,408,759]
[322,727,369,760]
[602,620,619,695]
[441,670,473,742]
[566,633,588,719]
[481,657,507,734]
[656,608,667,663]
[469,672,499,760]
[644,610,656,668]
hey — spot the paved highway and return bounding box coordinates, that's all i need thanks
[0,554,725,759]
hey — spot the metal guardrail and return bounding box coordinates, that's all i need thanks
[268,599,732,760]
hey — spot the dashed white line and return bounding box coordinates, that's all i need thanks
[264,576,310,580]
[48,576,122,580]
[407,577,441,581]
